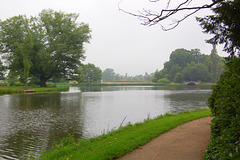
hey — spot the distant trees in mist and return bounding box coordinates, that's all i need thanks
[152,46,224,84]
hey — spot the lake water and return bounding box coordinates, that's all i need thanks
[0,86,212,159]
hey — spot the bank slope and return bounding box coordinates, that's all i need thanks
[39,109,211,160]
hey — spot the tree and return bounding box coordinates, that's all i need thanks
[0,59,5,80]
[144,72,153,82]
[133,74,144,81]
[0,15,30,84]
[0,9,91,87]
[20,32,33,85]
[102,68,115,82]
[173,72,184,83]
[205,57,240,159]
[82,63,102,83]
[152,70,166,83]
[182,62,210,82]
[197,0,240,56]
[207,44,224,83]
[167,49,194,69]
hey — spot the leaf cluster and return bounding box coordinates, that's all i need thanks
[204,57,240,159]
[197,0,240,56]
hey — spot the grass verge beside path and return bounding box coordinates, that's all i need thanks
[38,109,211,160]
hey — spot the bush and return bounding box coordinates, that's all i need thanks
[204,57,240,159]
[15,82,25,86]
[157,78,169,84]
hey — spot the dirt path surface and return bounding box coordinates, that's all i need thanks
[118,117,212,160]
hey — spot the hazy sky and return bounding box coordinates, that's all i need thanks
[0,0,228,76]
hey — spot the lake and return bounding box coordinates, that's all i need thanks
[0,86,212,159]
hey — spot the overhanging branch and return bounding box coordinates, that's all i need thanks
[119,0,223,30]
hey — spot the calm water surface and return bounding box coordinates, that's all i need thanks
[0,86,211,159]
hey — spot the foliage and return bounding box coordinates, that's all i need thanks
[196,1,240,159]
[143,72,153,82]
[39,109,211,160]
[197,0,240,56]
[173,72,184,83]
[204,57,240,159]
[0,59,5,80]
[152,70,165,83]
[208,45,225,83]
[153,47,224,83]
[82,63,102,83]
[7,71,18,86]
[0,9,91,87]
[182,62,210,82]
[102,68,153,82]
[102,68,115,82]
[157,78,169,84]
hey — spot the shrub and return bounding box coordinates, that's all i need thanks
[204,57,240,159]
[15,82,25,86]
[157,78,169,84]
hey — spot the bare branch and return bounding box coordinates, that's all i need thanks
[119,0,223,30]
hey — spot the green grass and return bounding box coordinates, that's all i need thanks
[0,86,69,95]
[38,109,211,160]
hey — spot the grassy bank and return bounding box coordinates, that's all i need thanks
[0,86,69,95]
[38,109,211,160]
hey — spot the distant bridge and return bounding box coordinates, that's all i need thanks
[184,81,201,86]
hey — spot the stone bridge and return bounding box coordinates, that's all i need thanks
[184,81,201,86]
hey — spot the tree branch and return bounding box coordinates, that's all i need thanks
[119,0,224,30]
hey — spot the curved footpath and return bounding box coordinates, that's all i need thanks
[118,116,212,160]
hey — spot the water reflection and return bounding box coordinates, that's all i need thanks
[0,93,85,159]
[164,90,211,113]
[0,86,211,159]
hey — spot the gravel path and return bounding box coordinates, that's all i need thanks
[118,117,212,160]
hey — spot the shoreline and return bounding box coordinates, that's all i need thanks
[0,86,69,95]
[38,109,211,160]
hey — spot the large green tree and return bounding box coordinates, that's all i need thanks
[207,45,224,83]
[0,9,91,87]
[166,49,193,70]
[102,68,115,82]
[82,63,102,83]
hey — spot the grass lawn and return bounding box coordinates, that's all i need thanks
[38,109,211,160]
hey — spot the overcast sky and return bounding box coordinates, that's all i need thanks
[0,0,228,76]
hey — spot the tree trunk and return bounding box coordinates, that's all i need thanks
[40,76,47,87]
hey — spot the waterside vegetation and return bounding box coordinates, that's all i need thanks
[38,109,211,160]
[0,83,70,95]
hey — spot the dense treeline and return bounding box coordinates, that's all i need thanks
[102,68,153,82]
[152,46,224,84]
